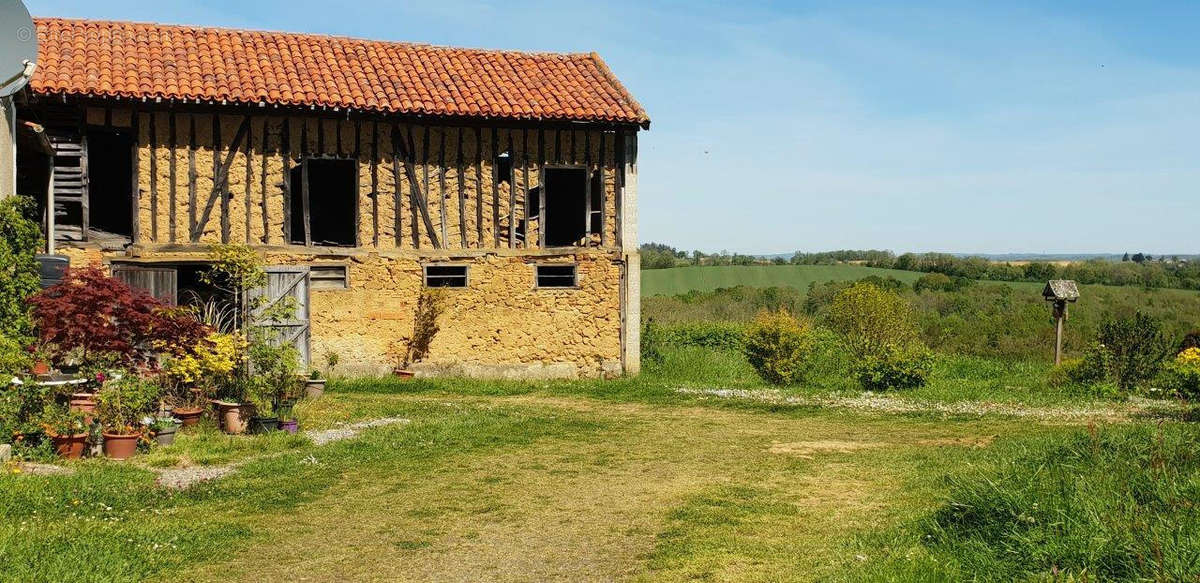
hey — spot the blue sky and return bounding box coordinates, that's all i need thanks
[27,1,1200,254]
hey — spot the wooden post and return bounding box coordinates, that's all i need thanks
[1053,300,1066,365]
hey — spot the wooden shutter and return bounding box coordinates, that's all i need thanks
[111,265,178,305]
[249,266,311,367]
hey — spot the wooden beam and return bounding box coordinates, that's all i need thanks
[393,125,440,249]
[148,111,158,242]
[281,118,291,243]
[187,115,197,239]
[353,120,362,248]
[474,126,483,247]
[244,119,253,244]
[192,115,250,242]
[615,131,625,248]
[538,128,546,248]
[213,114,224,243]
[168,113,177,243]
[438,128,448,246]
[457,128,467,248]
[260,120,269,244]
[131,110,140,244]
[554,129,562,164]
[599,131,607,246]
[584,130,592,240]
[521,128,529,248]
[370,121,380,247]
[491,127,500,249]
[317,118,326,155]
[300,120,311,246]
[508,130,516,248]
[422,125,430,248]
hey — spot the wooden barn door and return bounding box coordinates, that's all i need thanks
[112,265,178,305]
[249,266,311,368]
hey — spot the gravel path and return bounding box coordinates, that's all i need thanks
[154,416,411,490]
[674,387,1182,422]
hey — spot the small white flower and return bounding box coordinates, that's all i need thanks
[9,376,23,386]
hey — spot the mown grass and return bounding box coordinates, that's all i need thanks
[0,400,610,582]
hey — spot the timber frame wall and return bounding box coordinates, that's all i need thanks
[25,99,638,255]
[24,97,643,375]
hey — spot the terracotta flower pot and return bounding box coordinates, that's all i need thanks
[69,393,97,424]
[101,432,141,460]
[31,361,51,376]
[172,407,203,428]
[304,379,326,399]
[393,369,415,379]
[50,433,88,459]
[218,402,254,434]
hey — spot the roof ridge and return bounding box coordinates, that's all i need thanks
[32,16,598,60]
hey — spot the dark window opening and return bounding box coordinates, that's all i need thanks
[310,265,349,290]
[86,130,135,237]
[290,158,357,246]
[543,168,587,247]
[536,264,577,288]
[495,151,512,185]
[425,265,469,288]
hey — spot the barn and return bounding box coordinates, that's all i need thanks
[11,18,648,378]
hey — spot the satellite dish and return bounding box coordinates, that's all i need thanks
[0,0,37,97]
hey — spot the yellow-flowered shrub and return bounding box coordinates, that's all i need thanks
[166,332,243,385]
[1159,347,1200,399]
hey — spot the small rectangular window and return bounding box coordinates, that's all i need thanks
[310,265,349,290]
[536,264,577,288]
[290,157,358,246]
[424,265,469,288]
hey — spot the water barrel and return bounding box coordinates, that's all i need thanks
[34,254,69,288]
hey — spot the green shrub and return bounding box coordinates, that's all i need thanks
[913,272,973,293]
[827,282,920,358]
[1095,311,1170,390]
[742,310,816,385]
[661,322,746,352]
[1159,347,1200,400]
[640,320,666,366]
[0,197,42,375]
[852,343,934,391]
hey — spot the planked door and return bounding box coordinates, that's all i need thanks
[249,266,311,367]
[112,265,178,305]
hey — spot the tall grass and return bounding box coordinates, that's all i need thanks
[848,424,1200,581]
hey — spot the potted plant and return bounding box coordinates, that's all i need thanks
[216,376,255,435]
[247,338,299,434]
[95,375,158,460]
[163,333,239,429]
[40,405,89,459]
[147,415,181,446]
[304,369,326,399]
[395,289,445,378]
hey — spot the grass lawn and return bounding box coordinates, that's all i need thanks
[1,363,1192,582]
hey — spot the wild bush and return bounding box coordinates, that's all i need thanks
[852,343,934,391]
[827,282,919,358]
[742,310,816,385]
[912,272,972,293]
[1095,311,1170,391]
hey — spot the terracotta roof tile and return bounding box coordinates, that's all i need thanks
[30,18,649,126]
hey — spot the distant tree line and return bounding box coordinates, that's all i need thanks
[640,244,1200,290]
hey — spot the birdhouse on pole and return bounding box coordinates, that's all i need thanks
[1043,280,1079,365]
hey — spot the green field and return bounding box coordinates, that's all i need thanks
[642,264,1031,296]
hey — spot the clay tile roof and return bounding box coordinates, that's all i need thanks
[30,18,650,126]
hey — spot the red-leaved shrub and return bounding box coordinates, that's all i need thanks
[28,267,209,367]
